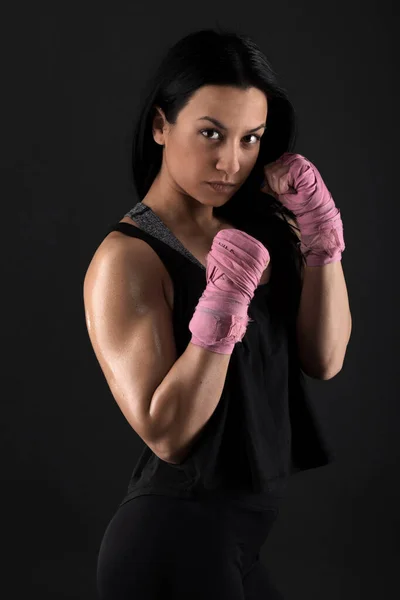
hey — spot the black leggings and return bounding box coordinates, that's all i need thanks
[96,493,285,599]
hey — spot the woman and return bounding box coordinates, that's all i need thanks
[84,26,348,599]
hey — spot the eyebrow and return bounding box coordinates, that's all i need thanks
[197,116,266,133]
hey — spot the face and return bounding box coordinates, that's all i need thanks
[152,85,268,209]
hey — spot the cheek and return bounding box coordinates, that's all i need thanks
[169,139,206,178]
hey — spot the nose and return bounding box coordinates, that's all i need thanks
[215,142,241,177]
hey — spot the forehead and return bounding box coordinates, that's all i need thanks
[182,85,268,118]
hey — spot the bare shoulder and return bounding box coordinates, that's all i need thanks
[85,215,164,282]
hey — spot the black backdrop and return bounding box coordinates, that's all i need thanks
[2,1,398,598]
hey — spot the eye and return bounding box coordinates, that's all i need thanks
[244,133,261,145]
[200,128,221,141]
[200,129,261,145]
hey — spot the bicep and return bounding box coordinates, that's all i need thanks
[83,239,177,449]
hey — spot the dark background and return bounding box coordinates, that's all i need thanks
[2,1,398,598]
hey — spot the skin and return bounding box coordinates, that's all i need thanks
[139,84,268,234]
[83,85,276,464]
[118,85,271,306]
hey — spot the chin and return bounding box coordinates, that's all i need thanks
[199,188,235,204]
[202,197,232,208]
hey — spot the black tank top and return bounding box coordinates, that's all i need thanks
[105,201,334,511]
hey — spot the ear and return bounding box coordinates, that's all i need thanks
[152,106,167,146]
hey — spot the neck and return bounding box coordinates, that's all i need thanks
[141,177,220,232]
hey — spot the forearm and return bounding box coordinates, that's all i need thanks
[148,342,231,463]
[296,260,352,379]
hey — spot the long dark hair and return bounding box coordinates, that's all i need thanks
[129,26,305,326]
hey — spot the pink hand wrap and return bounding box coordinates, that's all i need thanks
[274,153,345,267]
[189,229,270,355]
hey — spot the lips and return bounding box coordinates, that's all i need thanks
[208,181,236,186]
[207,182,235,193]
